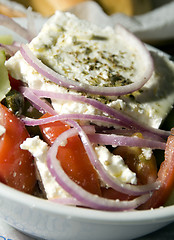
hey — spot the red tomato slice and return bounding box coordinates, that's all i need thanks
[101,187,135,201]
[139,130,174,209]
[113,133,158,185]
[8,74,23,91]
[39,113,101,196]
[0,103,36,193]
[40,113,70,145]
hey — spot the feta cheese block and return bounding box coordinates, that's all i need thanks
[6,11,174,129]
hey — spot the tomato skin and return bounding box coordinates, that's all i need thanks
[40,113,101,196]
[139,130,174,209]
[0,103,36,193]
[58,135,102,195]
[101,187,135,201]
[113,133,157,185]
[113,145,157,185]
[40,113,70,145]
[8,75,23,91]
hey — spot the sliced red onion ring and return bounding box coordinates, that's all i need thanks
[88,133,166,149]
[47,127,151,211]
[20,87,57,115]
[0,44,15,56]
[28,88,169,139]
[0,42,21,56]
[99,128,165,142]
[20,26,154,96]
[21,87,98,132]
[0,14,30,41]
[22,114,122,128]
[22,115,165,149]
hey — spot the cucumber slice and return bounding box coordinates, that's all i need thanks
[0,50,11,101]
[0,35,13,45]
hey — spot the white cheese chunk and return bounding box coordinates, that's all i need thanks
[20,136,70,199]
[95,145,137,185]
[141,148,153,160]
[0,125,6,136]
[6,11,174,129]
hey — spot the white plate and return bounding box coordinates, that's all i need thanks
[0,15,174,240]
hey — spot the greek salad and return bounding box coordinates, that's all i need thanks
[0,10,174,211]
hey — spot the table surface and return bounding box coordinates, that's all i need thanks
[0,218,174,240]
[137,222,174,240]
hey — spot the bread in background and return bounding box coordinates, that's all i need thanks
[96,0,152,15]
[11,0,152,16]
[0,3,26,17]
[11,0,88,16]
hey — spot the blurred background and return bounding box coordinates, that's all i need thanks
[0,0,172,16]
[0,0,174,53]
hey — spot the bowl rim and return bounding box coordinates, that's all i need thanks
[0,183,174,225]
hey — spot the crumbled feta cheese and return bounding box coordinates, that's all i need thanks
[20,135,48,159]
[141,148,153,160]
[0,125,6,136]
[95,145,137,185]
[20,136,70,199]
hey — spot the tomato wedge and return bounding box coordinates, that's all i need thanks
[40,113,70,145]
[40,113,101,196]
[8,74,23,91]
[0,103,36,193]
[101,187,135,201]
[139,129,174,209]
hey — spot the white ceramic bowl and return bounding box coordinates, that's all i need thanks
[0,182,174,240]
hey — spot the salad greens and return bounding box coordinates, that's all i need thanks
[0,50,11,101]
[0,35,13,45]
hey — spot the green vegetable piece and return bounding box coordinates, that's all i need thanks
[0,35,13,45]
[4,89,24,116]
[0,50,11,101]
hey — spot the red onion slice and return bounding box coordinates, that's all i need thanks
[47,127,151,211]
[0,44,15,56]
[20,26,154,96]
[0,14,30,41]
[22,115,165,149]
[29,88,169,139]
[20,87,57,115]
[22,114,122,128]
[88,133,166,150]
[98,128,165,142]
